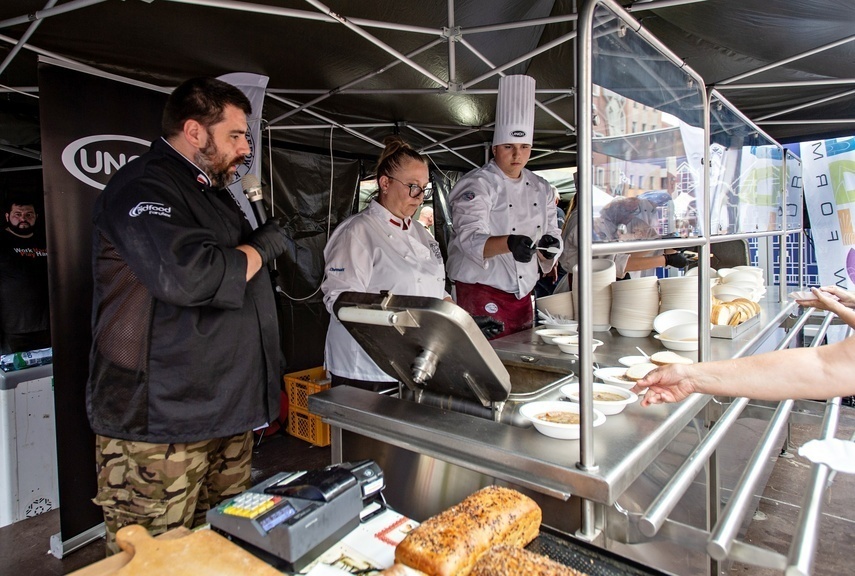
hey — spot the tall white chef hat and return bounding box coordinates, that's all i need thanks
[492,75,536,146]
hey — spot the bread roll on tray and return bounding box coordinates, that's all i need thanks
[394,486,542,576]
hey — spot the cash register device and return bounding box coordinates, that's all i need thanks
[207,460,384,571]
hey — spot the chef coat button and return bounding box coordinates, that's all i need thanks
[511,227,516,231]
[509,204,513,208]
[534,202,538,206]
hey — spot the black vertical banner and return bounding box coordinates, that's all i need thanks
[38,61,167,553]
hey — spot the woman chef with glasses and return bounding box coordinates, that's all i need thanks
[321,135,450,391]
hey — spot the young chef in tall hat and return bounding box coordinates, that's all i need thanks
[446,75,562,338]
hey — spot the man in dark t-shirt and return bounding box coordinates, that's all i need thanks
[0,196,50,354]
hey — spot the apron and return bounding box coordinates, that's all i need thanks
[454,282,533,339]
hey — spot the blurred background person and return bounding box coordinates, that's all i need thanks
[417,205,435,235]
[0,194,51,354]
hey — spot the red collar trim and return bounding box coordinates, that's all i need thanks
[388,218,410,231]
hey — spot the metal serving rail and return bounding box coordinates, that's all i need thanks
[310,296,797,507]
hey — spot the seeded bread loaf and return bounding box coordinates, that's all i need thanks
[470,545,588,576]
[394,486,542,576]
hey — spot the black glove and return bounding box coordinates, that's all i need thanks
[664,251,689,268]
[473,315,505,339]
[507,234,536,263]
[537,234,560,260]
[247,219,289,266]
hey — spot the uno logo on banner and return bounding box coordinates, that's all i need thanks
[61,134,150,190]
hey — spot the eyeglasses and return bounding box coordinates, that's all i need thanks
[387,176,433,200]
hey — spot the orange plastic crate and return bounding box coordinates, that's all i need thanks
[287,407,331,447]
[283,366,331,411]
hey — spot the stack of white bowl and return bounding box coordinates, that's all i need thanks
[658,275,699,313]
[713,266,765,302]
[609,276,660,337]
[571,259,615,332]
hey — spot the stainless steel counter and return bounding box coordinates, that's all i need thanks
[310,297,797,506]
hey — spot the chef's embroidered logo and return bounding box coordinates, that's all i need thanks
[462,191,476,201]
[485,302,499,314]
[129,202,172,218]
[511,130,526,137]
[328,266,345,272]
[430,243,442,260]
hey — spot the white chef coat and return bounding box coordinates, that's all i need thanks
[446,160,562,297]
[322,199,449,382]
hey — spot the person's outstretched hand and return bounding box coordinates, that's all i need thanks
[795,286,846,313]
[472,315,504,339]
[664,251,689,269]
[820,286,855,309]
[632,364,698,407]
[507,234,536,263]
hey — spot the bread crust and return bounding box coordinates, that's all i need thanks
[470,545,588,576]
[394,486,542,576]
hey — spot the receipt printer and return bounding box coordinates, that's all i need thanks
[207,460,383,570]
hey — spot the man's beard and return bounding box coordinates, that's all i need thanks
[195,133,244,188]
[6,221,35,236]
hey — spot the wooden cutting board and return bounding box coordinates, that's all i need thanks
[105,525,281,576]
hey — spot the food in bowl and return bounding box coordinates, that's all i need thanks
[519,401,606,439]
[552,335,604,355]
[535,410,581,424]
[535,328,578,345]
[593,366,636,387]
[561,383,638,415]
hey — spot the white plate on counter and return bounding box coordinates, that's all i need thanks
[593,367,637,388]
[618,355,649,367]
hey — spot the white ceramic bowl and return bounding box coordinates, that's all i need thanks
[615,327,652,338]
[654,322,699,351]
[561,383,638,415]
[519,400,606,439]
[653,309,698,334]
[553,335,604,355]
[539,319,578,331]
[619,355,648,367]
[593,366,638,388]
[535,328,578,345]
[720,271,762,285]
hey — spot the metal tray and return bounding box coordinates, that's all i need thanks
[529,526,670,576]
[710,312,760,339]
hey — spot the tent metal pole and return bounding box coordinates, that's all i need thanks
[0,32,95,70]
[465,13,578,35]
[716,78,855,90]
[0,0,106,29]
[457,36,577,133]
[268,123,397,131]
[627,0,710,11]
[718,32,855,86]
[463,29,578,89]
[754,87,855,122]
[167,0,439,35]
[447,0,457,85]
[268,38,445,125]
[266,92,384,148]
[406,125,480,169]
[302,0,448,88]
[760,119,855,125]
[0,0,58,76]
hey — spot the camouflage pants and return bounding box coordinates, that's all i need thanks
[93,432,252,555]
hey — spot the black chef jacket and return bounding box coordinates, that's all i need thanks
[87,138,280,443]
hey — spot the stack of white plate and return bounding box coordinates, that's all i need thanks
[658,275,699,313]
[713,266,765,302]
[609,276,660,337]
[572,260,615,332]
[536,291,574,320]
